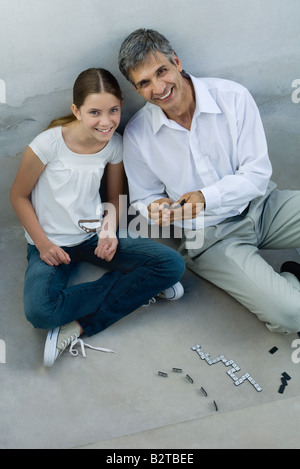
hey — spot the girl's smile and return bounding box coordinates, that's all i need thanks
[71,92,122,151]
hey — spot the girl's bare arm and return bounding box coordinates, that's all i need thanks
[10,147,70,266]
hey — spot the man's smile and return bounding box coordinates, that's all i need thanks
[156,86,174,101]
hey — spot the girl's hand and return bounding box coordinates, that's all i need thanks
[38,241,71,266]
[95,231,118,262]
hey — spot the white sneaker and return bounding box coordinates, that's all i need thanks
[142,282,184,306]
[43,322,116,367]
[43,322,80,367]
[157,281,184,301]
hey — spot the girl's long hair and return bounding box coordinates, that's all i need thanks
[47,68,123,129]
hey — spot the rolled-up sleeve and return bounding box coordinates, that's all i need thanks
[201,88,272,215]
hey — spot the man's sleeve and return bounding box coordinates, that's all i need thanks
[201,88,272,215]
[123,126,168,218]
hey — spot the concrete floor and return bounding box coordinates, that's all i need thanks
[1,156,300,449]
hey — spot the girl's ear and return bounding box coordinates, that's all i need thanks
[72,104,81,120]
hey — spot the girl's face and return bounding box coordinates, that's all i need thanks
[72,92,122,144]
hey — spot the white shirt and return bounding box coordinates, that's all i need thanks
[123,76,272,228]
[27,126,123,246]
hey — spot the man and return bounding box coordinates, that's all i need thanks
[118,28,300,333]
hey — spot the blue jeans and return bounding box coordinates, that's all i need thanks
[24,231,185,336]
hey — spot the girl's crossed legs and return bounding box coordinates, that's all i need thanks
[24,232,185,365]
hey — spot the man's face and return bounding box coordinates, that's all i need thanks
[129,51,185,115]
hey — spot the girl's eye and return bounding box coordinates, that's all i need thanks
[110,108,119,114]
[90,111,99,116]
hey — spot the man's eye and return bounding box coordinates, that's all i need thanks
[139,81,149,89]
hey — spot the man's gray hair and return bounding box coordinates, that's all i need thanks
[118,29,176,84]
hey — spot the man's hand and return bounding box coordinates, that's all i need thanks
[148,191,205,226]
[95,231,118,262]
[147,197,174,226]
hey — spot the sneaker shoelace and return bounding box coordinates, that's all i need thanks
[69,338,116,358]
[59,333,79,354]
[142,297,157,307]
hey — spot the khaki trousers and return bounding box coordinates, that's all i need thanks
[179,182,300,333]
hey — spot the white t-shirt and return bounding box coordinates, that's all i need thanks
[27,126,123,247]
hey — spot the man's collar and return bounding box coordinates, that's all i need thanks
[150,75,222,134]
[191,75,222,116]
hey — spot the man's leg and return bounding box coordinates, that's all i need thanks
[185,237,300,333]
[182,188,300,333]
[257,188,300,250]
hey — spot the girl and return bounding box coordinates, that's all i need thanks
[10,68,185,367]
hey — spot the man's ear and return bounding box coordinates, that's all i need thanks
[173,54,183,72]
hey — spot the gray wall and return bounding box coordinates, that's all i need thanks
[1,0,299,225]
